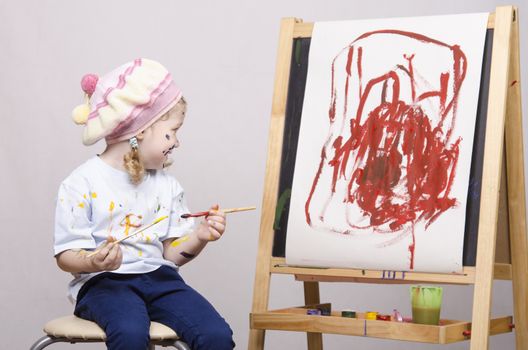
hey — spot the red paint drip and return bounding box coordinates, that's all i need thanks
[357,46,363,98]
[404,54,416,102]
[329,58,337,122]
[408,224,415,269]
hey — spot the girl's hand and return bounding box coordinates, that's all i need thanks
[90,236,123,272]
[196,204,226,242]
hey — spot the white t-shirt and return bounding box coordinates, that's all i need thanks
[54,155,195,301]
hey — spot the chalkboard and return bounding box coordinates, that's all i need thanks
[272,29,494,267]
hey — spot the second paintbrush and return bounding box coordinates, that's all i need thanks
[180,206,256,219]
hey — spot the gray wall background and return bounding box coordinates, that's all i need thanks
[1,0,526,349]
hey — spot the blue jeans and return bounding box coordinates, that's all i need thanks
[74,266,234,350]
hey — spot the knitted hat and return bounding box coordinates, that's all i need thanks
[72,58,183,145]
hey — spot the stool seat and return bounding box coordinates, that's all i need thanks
[43,315,178,341]
[31,315,190,350]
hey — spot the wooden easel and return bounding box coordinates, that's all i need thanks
[249,6,527,350]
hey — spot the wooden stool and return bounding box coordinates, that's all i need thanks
[30,315,191,350]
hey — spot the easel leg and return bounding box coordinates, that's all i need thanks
[470,6,514,350]
[304,282,323,350]
[248,17,300,350]
[504,7,528,349]
[248,329,266,350]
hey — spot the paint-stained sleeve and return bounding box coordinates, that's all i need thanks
[53,179,96,256]
[162,177,195,240]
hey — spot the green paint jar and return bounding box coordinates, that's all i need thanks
[410,285,443,325]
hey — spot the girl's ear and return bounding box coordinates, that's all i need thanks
[136,131,145,141]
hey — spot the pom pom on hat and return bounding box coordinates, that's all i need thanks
[72,73,98,125]
[72,103,90,125]
[80,73,98,97]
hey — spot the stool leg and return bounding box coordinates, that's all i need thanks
[29,336,64,350]
[173,340,191,350]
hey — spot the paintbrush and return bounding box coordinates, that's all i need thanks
[181,206,256,219]
[86,216,168,258]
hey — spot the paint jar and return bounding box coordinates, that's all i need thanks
[376,314,391,321]
[410,286,443,325]
[365,311,378,320]
[307,309,321,315]
[319,308,331,316]
[341,310,356,318]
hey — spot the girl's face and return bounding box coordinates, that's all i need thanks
[138,105,185,170]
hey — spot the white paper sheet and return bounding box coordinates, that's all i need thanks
[285,13,489,273]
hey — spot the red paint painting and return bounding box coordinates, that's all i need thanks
[304,30,468,269]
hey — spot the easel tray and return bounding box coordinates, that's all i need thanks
[250,305,513,344]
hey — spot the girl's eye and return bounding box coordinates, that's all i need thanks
[165,134,170,140]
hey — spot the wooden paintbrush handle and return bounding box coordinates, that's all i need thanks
[86,216,168,258]
[223,206,257,213]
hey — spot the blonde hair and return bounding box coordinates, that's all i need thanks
[123,147,145,185]
[123,97,187,185]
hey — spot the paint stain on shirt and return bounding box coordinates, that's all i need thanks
[108,201,115,233]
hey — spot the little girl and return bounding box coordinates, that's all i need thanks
[54,58,235,350]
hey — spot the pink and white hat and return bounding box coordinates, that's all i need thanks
[72,58,183,146]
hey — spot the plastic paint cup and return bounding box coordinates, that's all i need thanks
[410,286,443,325]
[318,305,332,316]
[341,310,356,318]
[376,314,391,321]
[307,309,321,315]
[366,311,378,320]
